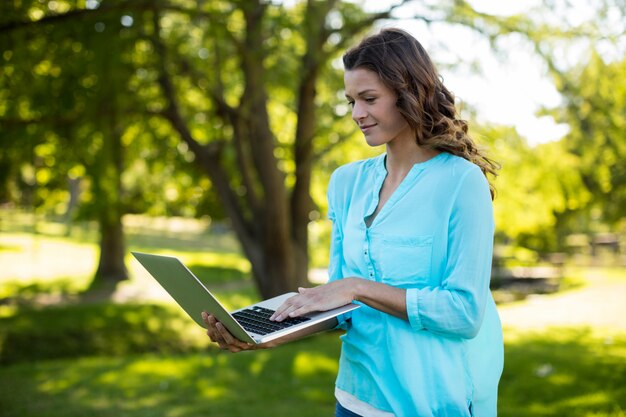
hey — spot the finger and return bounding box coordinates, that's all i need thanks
[283,290,320,318]
[207,329,224,347]
[270,295,299,321]
[216,322,248,348]
[203,312,218,332]
[207,319,254,353]
[288,303,314,318]
[203,313,225,344]
[272,302,302,322]
[207,315,227,345]
[216,322,252,352]
[205,316,218,342]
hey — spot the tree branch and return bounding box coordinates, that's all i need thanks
[150,6,255,243]
[0,0,146,33]
[0,115,77,129]
[322,0,421,56]
[238,1,288,206]
[171,38,262,216]
[209,34,262,214]
[0,0,243,43]
[313,131,355,161]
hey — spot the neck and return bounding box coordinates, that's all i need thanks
[385,139,439,181]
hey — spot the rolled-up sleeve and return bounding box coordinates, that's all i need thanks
[406,167,494,339]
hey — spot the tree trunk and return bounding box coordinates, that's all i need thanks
[94,212,128,284]
[150,1,372,299]
[90,115,128,289]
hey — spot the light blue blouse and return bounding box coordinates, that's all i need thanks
[328,152,503,417]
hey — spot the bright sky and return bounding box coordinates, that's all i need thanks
[360,0,572,146]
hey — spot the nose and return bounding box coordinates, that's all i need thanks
[351,101,367,122]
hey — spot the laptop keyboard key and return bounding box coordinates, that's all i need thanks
[232,306,311,335]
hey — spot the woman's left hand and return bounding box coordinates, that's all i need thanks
[270,278,359,322]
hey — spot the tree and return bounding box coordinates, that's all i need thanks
[514,1,626,233]
[475,123,591,253]
[0,1,146,287]
[1,0,389,295]
[7,0,606,297]
[148,0,419,297]
[454,0,626,247]
[547,54,626,227]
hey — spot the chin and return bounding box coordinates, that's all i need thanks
[364,136,389,148]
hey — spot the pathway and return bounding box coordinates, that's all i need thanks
[497,268,626,331]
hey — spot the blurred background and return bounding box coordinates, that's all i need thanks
[1,0,625,416]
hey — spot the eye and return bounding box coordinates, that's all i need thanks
[347,100,355,107]
[364,97,376,103]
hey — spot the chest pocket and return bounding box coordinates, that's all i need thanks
[375,235,433,286]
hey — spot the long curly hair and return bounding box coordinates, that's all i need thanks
[343,28,499,199]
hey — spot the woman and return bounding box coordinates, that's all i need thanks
[203,28,503,417]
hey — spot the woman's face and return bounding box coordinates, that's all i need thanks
[344,68,412,148]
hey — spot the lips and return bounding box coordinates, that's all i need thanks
[359,123,376,133]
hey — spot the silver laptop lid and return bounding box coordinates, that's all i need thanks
[132,252,360,344]
[132,252,255,343]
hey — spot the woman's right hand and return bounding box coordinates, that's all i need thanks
[201,312,279,352]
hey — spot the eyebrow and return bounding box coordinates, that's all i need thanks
[345,89,377,99]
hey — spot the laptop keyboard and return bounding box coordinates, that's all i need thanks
[232,306,311,336]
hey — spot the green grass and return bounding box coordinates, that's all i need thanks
[0,333,342,417]
[0,303,206,364]
[500,327,626,417]
[2,212,626,416]
[1,326,625,417]
[0,219,252,302]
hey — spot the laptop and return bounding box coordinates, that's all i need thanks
[131,252,359,344]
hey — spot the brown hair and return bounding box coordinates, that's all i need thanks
[343,28,499,198]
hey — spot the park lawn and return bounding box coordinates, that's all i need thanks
[499,327,626,417]
[2,216,626,416]
[1,325,626,417]
[0,333,342,417]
